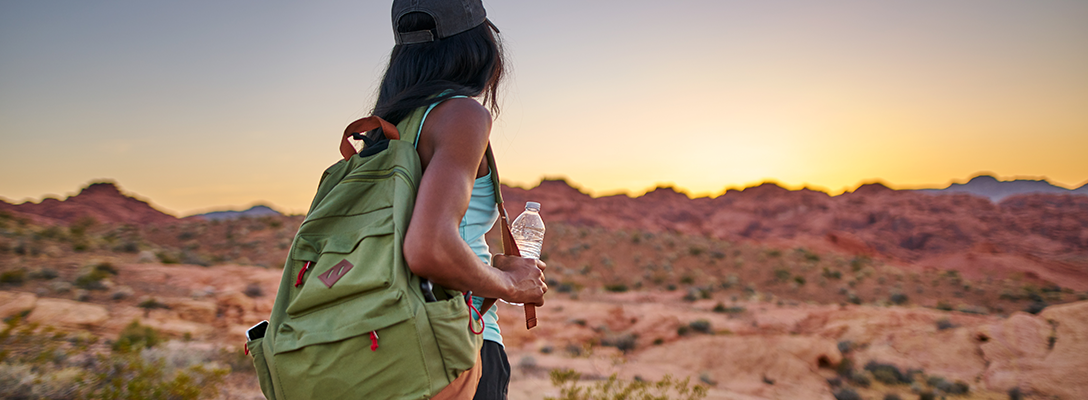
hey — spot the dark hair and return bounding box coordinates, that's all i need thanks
[369,12,504,138]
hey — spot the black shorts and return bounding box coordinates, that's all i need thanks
[473,340,510,400]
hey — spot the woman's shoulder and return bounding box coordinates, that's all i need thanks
[421,97,493,144]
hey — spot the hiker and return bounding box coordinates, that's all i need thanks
[381,0,547,398]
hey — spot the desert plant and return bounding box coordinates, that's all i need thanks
[864,361,908,384]
[604,283,628,293]
[601,333,638,353]
[833,388,861,400]
[113,321,162,352]
[0,269,27,285]
[243,283,263,298]
[688,320,712,334]
[544,369,707,400]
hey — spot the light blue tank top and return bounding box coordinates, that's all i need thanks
[418,98,503,346]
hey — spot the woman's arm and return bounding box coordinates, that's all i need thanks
[403,98,547,305]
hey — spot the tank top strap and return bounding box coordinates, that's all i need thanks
[413,95,470,149]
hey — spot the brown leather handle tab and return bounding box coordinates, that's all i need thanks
[340,116,400,161]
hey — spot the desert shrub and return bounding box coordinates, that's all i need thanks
[74,263,118,290]
[849,256,869,272]
[243,283,263,298]
[603,283,628,293]
[29,268,59,280]
[601,333,638,353]
[837,341,854,354]
[765,249,781,258]
[713,303,746,314]
[1007,387,1022,400]
[883,394,902,400]
[889,292,909,305]
[936,318,955,331]
[793,276,806,285]
[545,369,707,400]
[688,319,712,334]
[864,361,908,384]
[1025,301,1048,314]
[773,268,791,282]
[156,251,180,264]
[113,321,162,352]
[0,269,27,285]
[823,267,843,280]
[1,317,224,400]
[833,388,861,400]
[688,246,704,256]
[934,379,969,395]
[935,301,953,311]
[676,326,690,336]
[848,371,871,387]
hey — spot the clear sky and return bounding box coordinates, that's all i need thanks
[2,0,1086,216]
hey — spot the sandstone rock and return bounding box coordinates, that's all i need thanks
[26,298,109,328]
[0,291,37,318]
[163,298,217,322]
[633,335,841,400]
[138,317,214,339]
[137,250,157,263]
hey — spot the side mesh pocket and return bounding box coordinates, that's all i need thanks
[423,296,478,382]
[246,337,276,400]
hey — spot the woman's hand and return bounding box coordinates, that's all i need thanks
[492,255,547,306]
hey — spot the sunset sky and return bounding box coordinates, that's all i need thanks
[2,0,1086,216]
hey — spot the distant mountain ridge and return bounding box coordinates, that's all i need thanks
[0,182,175,225]
[914,175,1088,202]
[193,205,283,221]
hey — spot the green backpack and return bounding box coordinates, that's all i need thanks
[246,104,508,400]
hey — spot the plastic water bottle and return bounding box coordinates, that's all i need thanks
[502,202,545,306]
[511,202,545,259]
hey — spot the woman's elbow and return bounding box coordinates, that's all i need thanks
[403,232,446,278]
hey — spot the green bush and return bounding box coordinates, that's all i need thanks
[113,321,162,353]
[603,283,628,293]
[0,317,225,400]
[544,369,707,400]
[688,320,712,334]
[0,269,27,285]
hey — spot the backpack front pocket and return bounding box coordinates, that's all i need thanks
[272,289,431,399]
[286,208,397,316]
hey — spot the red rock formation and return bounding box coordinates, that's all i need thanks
[500,179,1088,289]
[0,181,177,225]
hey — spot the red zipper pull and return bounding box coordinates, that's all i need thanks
[295,261,311,287]
[369,331,379,351]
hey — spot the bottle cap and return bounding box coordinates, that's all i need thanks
[526,201,540,211]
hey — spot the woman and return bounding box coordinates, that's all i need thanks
[373,1,547,399]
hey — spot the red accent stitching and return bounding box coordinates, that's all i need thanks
[369,331,379,351]
[294,261,311,287]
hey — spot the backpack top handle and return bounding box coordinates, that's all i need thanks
[340,116,400,161]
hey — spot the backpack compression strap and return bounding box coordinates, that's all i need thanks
[340,116,400,161]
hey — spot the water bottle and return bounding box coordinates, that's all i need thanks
[503,201,545,306]
[511,201,545,259]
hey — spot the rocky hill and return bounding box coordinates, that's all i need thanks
[502,179,1088,290]
[0,182,177,226]
[3,178,1088,399]
[915,174,1088,202]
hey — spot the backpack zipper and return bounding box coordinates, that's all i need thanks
[341,166,414,187]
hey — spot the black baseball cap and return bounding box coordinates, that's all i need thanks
[392,0,491,45]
